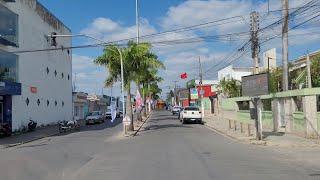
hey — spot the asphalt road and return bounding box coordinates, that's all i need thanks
[0,110,319,180]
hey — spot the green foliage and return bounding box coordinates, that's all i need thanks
[269,67,282,93]
[219,78,241,98]
[311,54,320,87]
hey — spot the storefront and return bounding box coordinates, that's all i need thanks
[0,81,21,130]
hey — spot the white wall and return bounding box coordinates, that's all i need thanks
[218,65,252,82]
[1,1,72,130]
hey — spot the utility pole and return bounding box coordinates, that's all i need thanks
[173,81,178,106]
[282,0,289,91]
[306,51,312,88]
[250,11,262,140]
[281,0,292,132]
[136,0,140,44]
[199,56,204,118]
[250,11,260,74]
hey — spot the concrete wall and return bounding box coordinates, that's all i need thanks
[219,88,320,138]
[1,1,72,130]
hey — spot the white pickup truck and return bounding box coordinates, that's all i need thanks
[179,106,202,124]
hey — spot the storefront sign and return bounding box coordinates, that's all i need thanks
[30,87,37,94]
[0,81,21,95]
[190,88,198,99]
[242,73,269,97]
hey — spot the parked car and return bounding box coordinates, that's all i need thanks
[105,108,112,119]
[172,106,182,115]
[105,107,121,119]
[86,111,104,125]
[180,106,202,124]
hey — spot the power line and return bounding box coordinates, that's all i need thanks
[203,9,320,77]
[203,0,320,75]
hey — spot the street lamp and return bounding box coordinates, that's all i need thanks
[49,34,126,135]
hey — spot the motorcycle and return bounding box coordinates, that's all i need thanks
[0,123,11,137]
[58,119,80,133]
[28,119,37,132]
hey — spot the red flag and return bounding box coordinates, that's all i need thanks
[180,72,187,79]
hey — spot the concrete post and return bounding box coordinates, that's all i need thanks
[303,95,318,138]
[272,98,280,132]
[282,97,294,132]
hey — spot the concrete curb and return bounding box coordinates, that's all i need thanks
[2,131,60,149]
[203,122,240,143]
[132,111,153,137]
[203,121,268,146]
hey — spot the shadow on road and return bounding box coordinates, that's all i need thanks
[262,131,285,139]
[142,124,193,132]
[0,118,123,148]
[56,117,123,136]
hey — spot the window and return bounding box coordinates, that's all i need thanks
[67,74,70,80]
[61,72,64,79]
[46,67,49,74]
[0,4,18,46]
[0,50,18,82]
[184,107,199,111]
[54,70,57,77]
[46,100,49,106]
[54,100,57,106]
[37,99,40,106]
[62,101,64,107]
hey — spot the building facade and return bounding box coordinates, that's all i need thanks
[218,65,252,82]
[73,92,88,120]
[87,94,108,114]
[0,0,72,131]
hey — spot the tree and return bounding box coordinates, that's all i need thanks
[95,41,164,130]
[130,43,164,118]
[218,78,241,98]
[95,42,140,130]
[269,67,283,93]
[311,54,320,87]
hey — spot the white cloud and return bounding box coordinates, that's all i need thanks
[81,17,157,43]
[76,0,320,98]
[72,54,108,94]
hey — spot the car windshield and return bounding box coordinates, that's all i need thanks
[89,112,100,116]
[184,107,199,111]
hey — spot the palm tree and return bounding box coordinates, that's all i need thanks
[95,43,136,130]
[95,41,164,130]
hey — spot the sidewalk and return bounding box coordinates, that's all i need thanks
[203,114,320,148]
[0,124,60,149]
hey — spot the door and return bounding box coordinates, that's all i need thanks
[0,102,3,124]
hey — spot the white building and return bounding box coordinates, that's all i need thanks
[218,65,252,82]
[0,0,72,131]
[262,48,277,71]
[87,94,108,114]
[73,92,88,120]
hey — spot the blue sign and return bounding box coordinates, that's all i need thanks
[0,81,21,95]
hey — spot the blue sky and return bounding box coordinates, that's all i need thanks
[38,0,320,98]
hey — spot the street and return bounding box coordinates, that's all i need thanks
[0,110,318,180]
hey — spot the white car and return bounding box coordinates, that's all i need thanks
[86,111,104,125]
[180,106,202,124]
[172,106,182,115]
[105,107,120,119]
